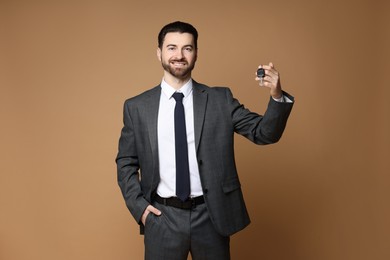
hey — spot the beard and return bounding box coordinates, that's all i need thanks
[161,58,196,80]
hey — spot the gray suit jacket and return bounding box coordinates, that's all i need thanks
[116,81,294,236]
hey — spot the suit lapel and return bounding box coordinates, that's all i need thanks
[192,81,208,152]
[142,86,161,167]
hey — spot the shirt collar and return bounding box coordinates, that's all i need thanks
[160,78,193,99]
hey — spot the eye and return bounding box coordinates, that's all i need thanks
[184,47,193,52]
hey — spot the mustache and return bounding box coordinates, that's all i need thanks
[169,58,188,63]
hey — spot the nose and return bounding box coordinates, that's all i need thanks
[175,49,184,59]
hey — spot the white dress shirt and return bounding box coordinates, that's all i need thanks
[157,78,203,198]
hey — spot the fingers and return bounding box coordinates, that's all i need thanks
[148,205,162,216]
[141,205,162,225]
[255,62,282,98]
[257,62,274,69]
[255,77,276,88]
[259,77,277,87]
[263,63,279,77]
[256,62,278,79]
[255,67,279,87]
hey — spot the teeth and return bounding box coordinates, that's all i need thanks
[172,62,186,67]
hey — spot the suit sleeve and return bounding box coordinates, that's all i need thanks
[228,89,294,144]
[116,100,149,224]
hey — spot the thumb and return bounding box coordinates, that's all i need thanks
[147,205,162,216]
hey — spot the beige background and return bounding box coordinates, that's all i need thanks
[1,0,389,259]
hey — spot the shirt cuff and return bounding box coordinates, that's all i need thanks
[272,95,293,103]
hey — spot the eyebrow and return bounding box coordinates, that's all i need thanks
[166,44,194,48]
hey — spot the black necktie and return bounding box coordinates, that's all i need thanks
[172,92,190,202]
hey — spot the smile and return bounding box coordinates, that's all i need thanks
[171,61,187,67]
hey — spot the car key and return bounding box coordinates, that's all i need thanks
[257,68,265,85]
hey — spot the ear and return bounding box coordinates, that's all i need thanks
[194,48,198,62]
[157,48,162,62]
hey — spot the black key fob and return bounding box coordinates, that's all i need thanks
[257,68,265,78]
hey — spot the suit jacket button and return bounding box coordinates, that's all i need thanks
[198,160,203,165]
[203,188,208,194]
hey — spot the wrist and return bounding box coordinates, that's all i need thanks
[271,88,282,99]
[271,92,283,100]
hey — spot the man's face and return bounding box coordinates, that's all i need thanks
[157,32,197,80]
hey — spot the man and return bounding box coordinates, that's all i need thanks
[116,21,294,260]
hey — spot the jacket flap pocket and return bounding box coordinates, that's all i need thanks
[222,176,241,193]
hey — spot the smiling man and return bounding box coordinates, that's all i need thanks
[116,21,294,260]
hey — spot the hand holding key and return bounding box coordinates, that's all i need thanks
[255,62,282,99]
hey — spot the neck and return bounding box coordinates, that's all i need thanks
[163,72,191,90]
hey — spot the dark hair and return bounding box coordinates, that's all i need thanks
[158,21,198,49]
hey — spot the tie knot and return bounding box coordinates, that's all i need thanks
[172,92,184,102]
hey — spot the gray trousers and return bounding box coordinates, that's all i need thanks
[144,201,230,260]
